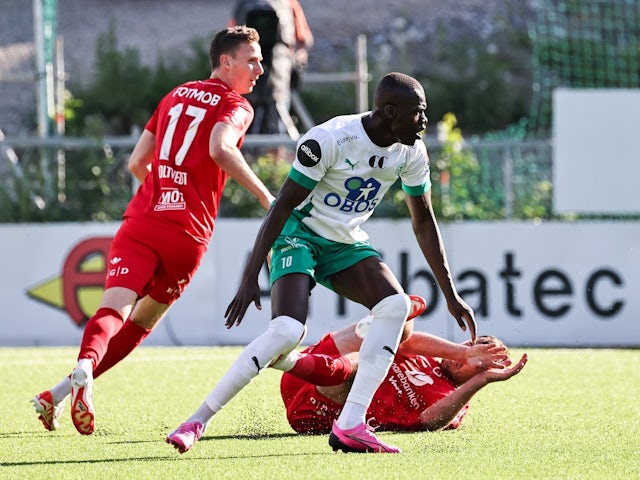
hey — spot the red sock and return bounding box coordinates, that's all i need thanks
[77,307,124,369]
[94,321,151,379]
[288,353,353,386]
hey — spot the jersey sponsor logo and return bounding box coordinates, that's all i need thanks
[165,278,188,296]
[158,165,188,185]
[108,263,130,278]
[403,369,434,387]
[337,134,358,145]
[108,255,129,277]
[309,394,338,417]
[344,177,380,202]
[154,188,186,211]
[323,177,382,213]
[280,236,308,253]
[172,86,221,106]
[297,139,321,167]
[387,362,421,410]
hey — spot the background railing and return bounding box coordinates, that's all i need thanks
[1,133,553,223]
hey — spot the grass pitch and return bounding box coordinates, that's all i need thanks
[1,346,638,480]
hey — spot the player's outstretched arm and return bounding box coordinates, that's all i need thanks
[224,178,311,328]
[405,191,477,340]
[210,122,275,210]
[418,353,528,431]
[128,129,155,183]
[477,353,528,383]
[399,332,508,369]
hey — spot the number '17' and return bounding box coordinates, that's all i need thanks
[159,103,206,166]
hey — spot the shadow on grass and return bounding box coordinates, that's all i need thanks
[1,430,79,438]
[0,456,178,467]
[108,432,298,445]
[2,446,330,468]
[201,432,298,441]
[2,429,333,468]
[1,430,299,443]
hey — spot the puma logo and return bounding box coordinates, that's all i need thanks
[383,345,396,355]
[344,158,359,170]
[251,356,262,373]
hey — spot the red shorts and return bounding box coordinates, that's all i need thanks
[280,333,344,434]
[105,217,207,305]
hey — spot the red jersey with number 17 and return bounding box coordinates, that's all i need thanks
[123,78,253,245]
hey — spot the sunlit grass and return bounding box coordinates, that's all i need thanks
[1,347,638,480]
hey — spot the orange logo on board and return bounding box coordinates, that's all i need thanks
[26,237,113,327]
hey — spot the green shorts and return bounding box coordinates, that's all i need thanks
[270,212,381,292]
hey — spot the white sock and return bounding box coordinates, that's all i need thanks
[76,358,93,376]
[268,323,307,371]
[336,293,410,430]
[71,359,93,388]
[354,313,374,339]
[203,316,305,414]
[204,356,256,413]
[270,350,301,372]
[185,402,216,429]
[50,377,71,405]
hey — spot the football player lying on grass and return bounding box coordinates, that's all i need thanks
[273,295,528,433]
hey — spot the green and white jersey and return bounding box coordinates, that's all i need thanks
[289,113,431,244]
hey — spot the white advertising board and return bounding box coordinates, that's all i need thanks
[1,220,638,347]
[553,88,640,214]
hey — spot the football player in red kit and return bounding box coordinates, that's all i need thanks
[278,297,528,434]
[32,26,274,436]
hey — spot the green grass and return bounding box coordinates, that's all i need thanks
[1,347,639,480]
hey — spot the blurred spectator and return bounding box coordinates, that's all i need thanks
[230,0,314,136]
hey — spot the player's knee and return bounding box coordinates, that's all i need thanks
[269,316,306,352]
[371,293,411,324]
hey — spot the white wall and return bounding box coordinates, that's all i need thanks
[553,88,640,214]
[1,220,638,347]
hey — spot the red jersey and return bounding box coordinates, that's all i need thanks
[367,352,468,431]
[281,333,468,433]
[124,78,253,244]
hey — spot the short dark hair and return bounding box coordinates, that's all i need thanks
[373,72,424,107]
[209,26,260,70]
[378,72,423,92]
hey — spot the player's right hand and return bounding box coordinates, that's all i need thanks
[224,280,262,329]
[480,353,528,383]
[465,342,509,370]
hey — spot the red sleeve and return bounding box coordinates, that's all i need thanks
[217,99,253,148]
[144,106,159,135]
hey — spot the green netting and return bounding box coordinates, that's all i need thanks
[528,0,640,134]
